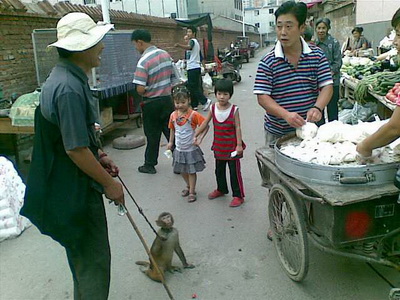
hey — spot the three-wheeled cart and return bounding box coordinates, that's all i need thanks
[255,135,400,283]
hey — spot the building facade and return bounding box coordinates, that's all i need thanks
[244,5,277,42]
[188,0,243,21]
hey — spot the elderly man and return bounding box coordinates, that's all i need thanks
[21,13,124,299]
[131,29,176,174]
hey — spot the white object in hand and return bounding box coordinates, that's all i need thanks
[296,122,318,140]
[231,151,237,158]
[164,150,172,159]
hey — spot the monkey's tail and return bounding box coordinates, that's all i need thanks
[135,261,150,267]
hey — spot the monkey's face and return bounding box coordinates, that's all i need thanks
[160,214,173,229]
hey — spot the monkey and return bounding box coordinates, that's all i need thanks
[136,212,195,282]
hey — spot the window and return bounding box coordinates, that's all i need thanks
[254,10,259,16]
[255,23,260,28]
[269,21,275,27]
[269,8,274,14]
[84,0,95,4]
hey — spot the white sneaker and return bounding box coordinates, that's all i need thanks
[203,98,212,111]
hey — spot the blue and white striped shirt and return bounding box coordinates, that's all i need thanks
[254,37,333,136]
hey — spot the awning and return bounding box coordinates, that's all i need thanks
[301,0,323,8]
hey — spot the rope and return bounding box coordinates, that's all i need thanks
[117,175,164,240]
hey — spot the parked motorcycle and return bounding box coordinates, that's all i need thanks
[220,50,242,83]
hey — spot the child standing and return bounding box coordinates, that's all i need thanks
[196,79,245,207]
[167,87,208,202]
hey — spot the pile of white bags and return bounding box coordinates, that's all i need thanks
[281,120,400,165]
[0,156,31,242]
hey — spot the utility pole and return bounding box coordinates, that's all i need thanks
[148,0,151,16]
[242,0,245,36]
[100,0,110,23]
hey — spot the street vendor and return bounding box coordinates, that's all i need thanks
[356,8,400,160]
[375,28,399,62]
[347,26,370,54]
[21,12,124,299]
[254,1,333,148]
[253,1,333,241]
[315,17,342,121]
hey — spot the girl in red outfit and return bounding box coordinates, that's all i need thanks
[195,79,245,207]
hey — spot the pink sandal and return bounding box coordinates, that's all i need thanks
[188,193,197,203]
[181,188,190,197]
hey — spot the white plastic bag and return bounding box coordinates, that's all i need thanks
[202,73,213,92]
[171,60,187,87]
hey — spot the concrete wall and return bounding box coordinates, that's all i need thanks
[356,0,399,25]
[319,2,356,50]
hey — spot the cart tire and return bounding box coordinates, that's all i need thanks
[268,184,309,282]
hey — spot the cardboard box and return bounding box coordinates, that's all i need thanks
[100,107,113,128]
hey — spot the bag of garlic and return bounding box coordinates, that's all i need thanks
[0,156,31,242]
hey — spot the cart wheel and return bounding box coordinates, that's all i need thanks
[268,184,309,282]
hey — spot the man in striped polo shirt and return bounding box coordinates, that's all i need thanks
[254,1,333,147]
[132,29,175,174]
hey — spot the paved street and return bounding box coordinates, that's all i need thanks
[0,48,399,300]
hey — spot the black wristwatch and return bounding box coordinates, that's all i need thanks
[312,105,323,113]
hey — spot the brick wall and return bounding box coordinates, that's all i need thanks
[0,10,259,99]
[0,14,58,99]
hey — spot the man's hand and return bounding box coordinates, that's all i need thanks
[104,180,125,205]
[284,111,306,128]
[306,107,323,123]
[356,142,383,164]
[99,156,119,177]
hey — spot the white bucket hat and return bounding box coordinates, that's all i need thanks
[48,12,114,51]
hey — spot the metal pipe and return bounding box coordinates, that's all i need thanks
[309,232,400,269]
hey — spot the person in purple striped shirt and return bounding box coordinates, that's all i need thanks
[254,1,333,148]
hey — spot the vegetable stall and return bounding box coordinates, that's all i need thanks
[340,56,400,121]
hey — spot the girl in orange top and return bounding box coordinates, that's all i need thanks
[167,87,209,202]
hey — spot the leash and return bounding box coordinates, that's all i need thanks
[117,175,164,240]
[121,204,175,300]
[114,174,174,299]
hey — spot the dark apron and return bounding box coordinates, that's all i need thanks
[21,107,99,247]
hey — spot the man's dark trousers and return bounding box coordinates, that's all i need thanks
[187,68,207,108]
[142,96,174,167]
[65,191,111,300]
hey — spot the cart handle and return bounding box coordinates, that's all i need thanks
[339,176,369,184]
